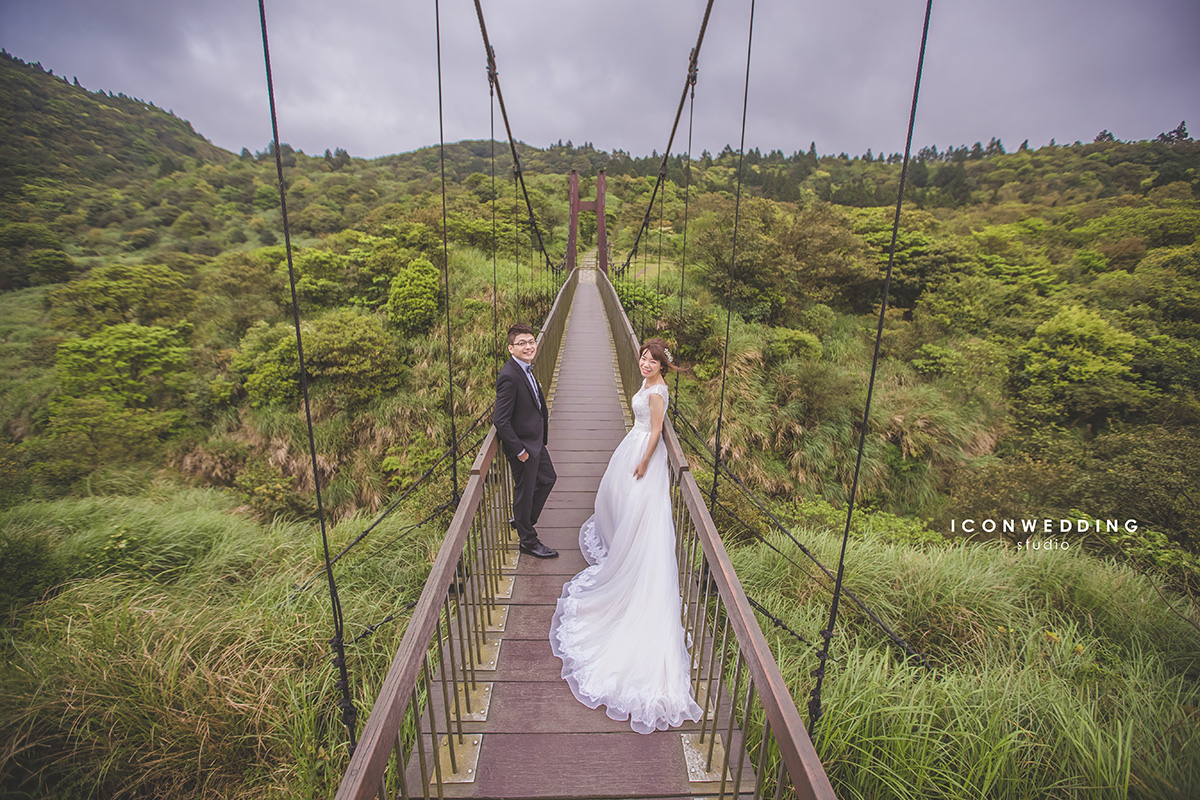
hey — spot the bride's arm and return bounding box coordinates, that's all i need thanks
[633,392,666,479]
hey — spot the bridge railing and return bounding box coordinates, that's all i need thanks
[336,268,578,800]
[597,271,836,800]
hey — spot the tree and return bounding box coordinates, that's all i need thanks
[387,257,441,334]
[232,312,403,408]
[56,323,191,409]
[26,248,74,285]
[1156,121,1190,143]
[1014,306,1155,427]
[293,249,349,307]
[50,262,195,335]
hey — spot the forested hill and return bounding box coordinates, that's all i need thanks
[0,51,230,198]
[2,45,1199,555]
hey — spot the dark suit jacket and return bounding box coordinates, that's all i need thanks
[494,356,548,461]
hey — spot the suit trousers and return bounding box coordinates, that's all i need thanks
[509,448,557,547]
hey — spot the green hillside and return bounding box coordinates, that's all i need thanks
[0,51,230,193]
[2,49,1199,799]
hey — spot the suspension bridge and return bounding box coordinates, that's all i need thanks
[252,0,938,796]
[336,259,833,799]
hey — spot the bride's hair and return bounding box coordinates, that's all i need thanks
[640,338,676,376]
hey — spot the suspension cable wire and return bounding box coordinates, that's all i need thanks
[256,0,356,751]
[656,164,666,332]
[347,428,487,646]
[287,404,496,598]
[614,0,716,278]
[808,0,937,736]
[672,404,932,668]
[434,0,460,502]
[471,0,554,272]
[709,497,831,592]
[673,61,699,406]
[349,600,418,646]
[360,497,459,563]
[639,216,649,340]
[747,596,817,650]
[710,0,757,508]
[489,57,500,373]
[514,167,520,299]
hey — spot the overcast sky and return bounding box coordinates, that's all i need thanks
[3,0,1198,161]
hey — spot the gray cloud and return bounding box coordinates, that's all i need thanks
[3,0,1197,159]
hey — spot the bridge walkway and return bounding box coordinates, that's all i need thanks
[414,264,750,798]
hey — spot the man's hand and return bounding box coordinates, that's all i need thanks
[518,452,529,462]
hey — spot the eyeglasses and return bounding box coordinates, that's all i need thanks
[511,339,536,347]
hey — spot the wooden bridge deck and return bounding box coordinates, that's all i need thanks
[421,267,751,799]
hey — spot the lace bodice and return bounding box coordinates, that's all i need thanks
[632,381,669,432]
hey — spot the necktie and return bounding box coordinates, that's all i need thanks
[525,366,541,408]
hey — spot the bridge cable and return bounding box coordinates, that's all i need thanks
[472,0,555,272]
[656,169,666,302]
[654,174,666,343]
[808,0,937,735]
[287,404,495,598]
[640,215,650,339]
[345,428,485,645]
[710,0,757,508]
[434,0,460,502]
[514,164,521,297]
[614,0,716,278]
[489,59,500,373]
[672,58,699,405]
[256,0,356,751]
[672,407,932,669]
[747,596,817,651]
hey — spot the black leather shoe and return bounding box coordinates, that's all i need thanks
[519,540,558,559]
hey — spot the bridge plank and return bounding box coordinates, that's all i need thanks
[416,731,692,798]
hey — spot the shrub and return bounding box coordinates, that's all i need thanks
[305,310,405,406]
[612,278,667,320]
[56,323,191,409]
[230,321,300,407]
[50,262,196,335]
[293,249,349,308]
[25,398,178,490]
[233,311,404,408]
[233,456,312,520]
[26,249,75,285]
[766,327,822,362]
[387,257,440,334]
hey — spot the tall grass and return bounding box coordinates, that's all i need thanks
[732,525,1200,799]
[0,483,443,798]
[0,286,58,440]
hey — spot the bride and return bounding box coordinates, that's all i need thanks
[549,338,703,734]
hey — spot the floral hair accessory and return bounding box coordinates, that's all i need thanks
[664,348,674,363]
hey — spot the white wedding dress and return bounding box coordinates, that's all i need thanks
[549,380,703,734]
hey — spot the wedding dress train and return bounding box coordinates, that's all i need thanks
[549,381,702,734]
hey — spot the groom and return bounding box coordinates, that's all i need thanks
[494,322,558,558]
